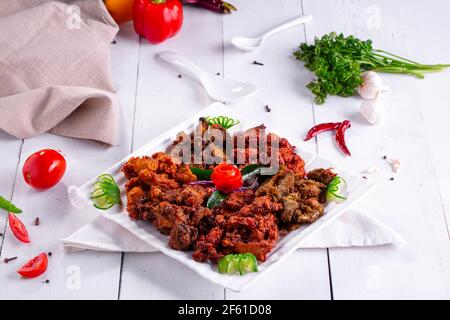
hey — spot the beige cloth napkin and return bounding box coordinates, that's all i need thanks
[0,0,120,145]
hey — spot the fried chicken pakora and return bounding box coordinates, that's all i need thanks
[121,118,338,266]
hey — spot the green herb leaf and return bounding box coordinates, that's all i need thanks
[205,116,240,130]
[0,196,22,214]
[294,32,450,104]
[206,190,227,209]
[190,167,213,180]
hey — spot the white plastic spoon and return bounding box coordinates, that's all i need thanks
[159,51,257,103]
[231,14,313,52]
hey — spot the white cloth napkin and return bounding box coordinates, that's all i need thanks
[61,208,404,252]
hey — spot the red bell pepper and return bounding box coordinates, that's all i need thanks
[133,0,183,44]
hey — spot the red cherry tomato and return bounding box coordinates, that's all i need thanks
[17,252,48,278]
[8,213,30,243]
[211,164,243,193]
[23,149,66,189]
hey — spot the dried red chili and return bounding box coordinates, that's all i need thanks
[304,122,341,141]
[335,120,352,156]
[304,120,352,156]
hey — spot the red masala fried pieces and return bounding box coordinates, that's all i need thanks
[121,119,336,268]
[192,191,282,263]
[232,129,305,177]
[121,153,213,250]
[257,167,336,231]
[123,152,196,183]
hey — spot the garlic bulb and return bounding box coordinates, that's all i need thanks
[363,165,380,174]
[360,92,385,125]
[387,158,401,173]
[358,71,389,99]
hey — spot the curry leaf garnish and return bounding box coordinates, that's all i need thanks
[190,167,213,180]
[240,164,261,182]
[205,116,240,130]
[91,174,121,210]
[206,190,227,209]
[294,32,450,104]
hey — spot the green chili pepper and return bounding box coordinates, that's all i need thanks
[91,174,121,210]
[0,196,22,214]
[326,176,347,202]
[238,253,258,275]
[217,253,258,275]
[205,116,240,130]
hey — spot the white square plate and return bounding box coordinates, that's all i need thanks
[69,102,375,292]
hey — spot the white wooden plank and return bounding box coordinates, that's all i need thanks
[0,134,23,252]
[226,249,330,300]
[302,0,450,299]
[0,22,140,299]
[394,0,450,238]
[118,7,225,299]
[120,253,225,300]
[223,0,331,299]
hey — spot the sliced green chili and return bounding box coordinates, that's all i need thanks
[0,196,22,214]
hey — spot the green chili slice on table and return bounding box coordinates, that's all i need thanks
[0,196,22,214]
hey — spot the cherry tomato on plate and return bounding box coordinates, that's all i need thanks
[23,149,66,189]
[17,252,48,278]
[8,213,30,243]
[211,164,243,193]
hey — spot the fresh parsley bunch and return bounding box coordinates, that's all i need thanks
[294,32,450,104]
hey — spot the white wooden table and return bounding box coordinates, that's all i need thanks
[1,0,449,299]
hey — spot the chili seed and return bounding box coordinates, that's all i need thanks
[264,105,271,112]
[35,217,40,226]
[252,60,264,66]
[3,257,18,264]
